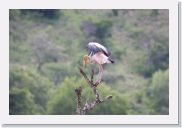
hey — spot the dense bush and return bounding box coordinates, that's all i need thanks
[149,69,169,114]
[10,66,52,114]
[20,9,60,19]
[9,87,36,115]
[47,77,128,115]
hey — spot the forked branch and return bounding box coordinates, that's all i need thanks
[75,67,112,115]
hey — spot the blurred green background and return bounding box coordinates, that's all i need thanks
[9,9,169,115]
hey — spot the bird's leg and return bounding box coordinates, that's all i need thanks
[100,65,103,82]
[101,65,103,79]
[97,64,101,83]
[97,64,103,83]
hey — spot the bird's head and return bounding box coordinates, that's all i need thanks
[82,55,90,67]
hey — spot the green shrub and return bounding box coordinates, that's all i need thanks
[149,69,169,114]
[47,77,128,115]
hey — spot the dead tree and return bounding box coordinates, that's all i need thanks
[75,67,112,115]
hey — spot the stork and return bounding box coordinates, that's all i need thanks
[82,42,114,82]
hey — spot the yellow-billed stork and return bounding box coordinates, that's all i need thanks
[82,42,114,82]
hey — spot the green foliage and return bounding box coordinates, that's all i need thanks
[89,85,128,114]
[9,9,169,115]
[47,77,79,114]
[20,9,60,19]
[112,9,119,16]
[9,87,36,115]
[10,66,52,114]
[47,77,128,115]
[149,69,169,114]
[9,10,21,20]
[95,20,112,41]
[41,63,76,85]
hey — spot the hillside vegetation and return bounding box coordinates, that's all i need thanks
[9,9,169,115]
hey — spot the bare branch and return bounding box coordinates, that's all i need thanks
[79,67,101,86]
[75,67,112,115]
[82,95,112,114]
[79,67,92,87]
[75,86,82,115]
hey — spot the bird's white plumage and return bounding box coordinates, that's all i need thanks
[91,52,111,64]
[88,42,109,56]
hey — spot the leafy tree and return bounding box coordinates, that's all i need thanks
[20,9,60,19]
[47,77,128,115]
[9,87,36,115]
[41,63,75,85]
[81,20,112,42]
[9,66,52,114]
[148,69,169,114]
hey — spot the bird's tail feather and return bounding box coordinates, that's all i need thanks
[108,58,114,63]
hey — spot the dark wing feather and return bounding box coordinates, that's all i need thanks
[101,48,111,57]
[87,42,111,57]
[86,44,101,56]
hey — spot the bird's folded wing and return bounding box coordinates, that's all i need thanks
[87,43,110,57]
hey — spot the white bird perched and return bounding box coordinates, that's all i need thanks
[82,42,114,82]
